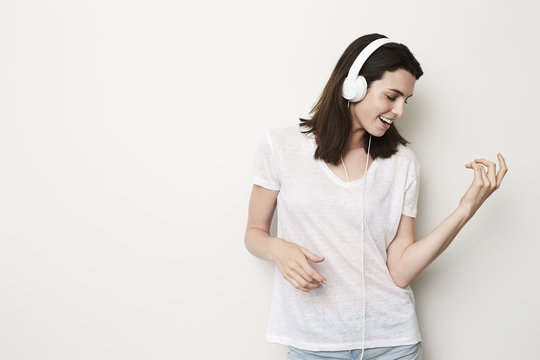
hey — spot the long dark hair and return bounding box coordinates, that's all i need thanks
[299,34,423,165]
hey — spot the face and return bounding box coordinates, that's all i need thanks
[350,69,416,137]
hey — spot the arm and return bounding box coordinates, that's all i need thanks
[244,184,327,292]
[244,184,279,261]
[387,154,508,288]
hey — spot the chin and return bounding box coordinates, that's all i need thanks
[368,130,386,138]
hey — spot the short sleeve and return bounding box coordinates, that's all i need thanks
[402,159,421,218]
[251,130,280,191]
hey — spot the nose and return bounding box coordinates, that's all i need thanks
[391,101,405,118]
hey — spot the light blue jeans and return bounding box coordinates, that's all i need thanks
[287,342,422,360]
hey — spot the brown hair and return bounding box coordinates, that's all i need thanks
[299,33,423,165]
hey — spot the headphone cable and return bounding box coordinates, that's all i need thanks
[360,134,372,360]
[340,133,372,359]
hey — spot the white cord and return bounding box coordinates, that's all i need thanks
[360,135,371,360]
[341,134,372,360]
[341,156,350,183]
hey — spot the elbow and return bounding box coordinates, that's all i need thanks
[244,229,253,251]
[388,267,412,289]
[393,278,411,289]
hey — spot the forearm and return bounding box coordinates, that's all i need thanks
[393,205,474,287]
[244,228,279,262]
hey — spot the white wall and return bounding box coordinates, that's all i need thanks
[0,0,538,359]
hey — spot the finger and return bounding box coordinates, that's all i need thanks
[300,248,327,284]
[293,263,324,288]
[496,153,508,187]
[289,271,318,291]
[472,162,491,189]
[279,258,321,288]
[299,262,327,286]
[302,248,325,263]
[287,276,312,292]
[473,158,497,185]
[477,163,490,187]
[470,162,486,186]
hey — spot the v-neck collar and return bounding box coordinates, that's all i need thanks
[307,134,379,188]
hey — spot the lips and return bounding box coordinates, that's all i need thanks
[379,116,394,125]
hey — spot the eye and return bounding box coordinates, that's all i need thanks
[386,95,396,101]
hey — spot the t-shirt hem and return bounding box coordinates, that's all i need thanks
[265,334,422,352]
[402,209,417,218]
[252,177,280,191]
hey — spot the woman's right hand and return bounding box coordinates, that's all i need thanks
[269,238,327,293]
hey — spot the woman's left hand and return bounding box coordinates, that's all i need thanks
[459,153,508,216]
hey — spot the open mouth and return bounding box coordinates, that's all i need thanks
[379,116,393,128]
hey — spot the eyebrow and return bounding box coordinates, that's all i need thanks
[389,88,413,99]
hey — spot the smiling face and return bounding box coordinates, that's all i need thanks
[350,69,416,137]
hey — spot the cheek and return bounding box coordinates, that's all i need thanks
[363,98,387,117]
[354,104,370,121]
[372,95,389,110]
[354,96,387,119]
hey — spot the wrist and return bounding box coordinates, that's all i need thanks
[268,237,282,262]
[456,203,475,220]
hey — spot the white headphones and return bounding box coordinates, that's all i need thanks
[341,38,394,103]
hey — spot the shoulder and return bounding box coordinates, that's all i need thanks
[395,144,420,165]
[382,143,421,171]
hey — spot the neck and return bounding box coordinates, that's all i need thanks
[345,128,367,152]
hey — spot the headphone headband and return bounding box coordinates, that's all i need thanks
[342,37,395,103]
[346,38,394,80]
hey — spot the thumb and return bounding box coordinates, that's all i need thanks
[301,248,325,263]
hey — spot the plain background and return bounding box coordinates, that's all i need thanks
[0,0,538,359]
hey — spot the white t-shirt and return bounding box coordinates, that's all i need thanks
[251,124,422,351]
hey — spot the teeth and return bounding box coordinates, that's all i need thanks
[379,116,393,125]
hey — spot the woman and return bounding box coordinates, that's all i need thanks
[244,33,507,360]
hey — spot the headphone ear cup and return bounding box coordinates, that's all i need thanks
[342,78,358,101]
[350,76,367,102]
